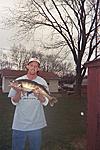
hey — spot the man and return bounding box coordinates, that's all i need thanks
[8,57,49,150]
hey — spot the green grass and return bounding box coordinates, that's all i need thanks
[0,93,87,150]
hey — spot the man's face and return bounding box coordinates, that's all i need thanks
[26,61,40,75]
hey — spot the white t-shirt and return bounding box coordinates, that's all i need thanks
[8,75,49,131]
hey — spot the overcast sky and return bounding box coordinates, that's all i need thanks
[0,0,18,52]
[0,0,47,53]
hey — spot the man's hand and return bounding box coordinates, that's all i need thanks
[37,94,46,103]
[9,82,23,103]
[33,89,46,103]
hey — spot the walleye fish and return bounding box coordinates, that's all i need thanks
[10,79,58,107]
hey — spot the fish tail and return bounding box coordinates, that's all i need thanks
[49,97,58,107]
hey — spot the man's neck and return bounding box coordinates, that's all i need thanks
[26,73,37,80]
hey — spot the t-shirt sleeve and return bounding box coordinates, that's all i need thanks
[8,88,18,105]
[43,80,50,93]
[8,88,17,98]
[42,97,49,106]
[42,80,50,106]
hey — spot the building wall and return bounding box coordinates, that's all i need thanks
[2,77,12,93]
[49,80,58,93]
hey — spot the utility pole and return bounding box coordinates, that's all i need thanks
[95,7,97,58]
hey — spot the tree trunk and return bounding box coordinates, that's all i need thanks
[75,64,83,96]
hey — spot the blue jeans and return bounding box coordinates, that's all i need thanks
[12,129,42,150]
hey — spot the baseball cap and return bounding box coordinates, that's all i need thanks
[27,57,40,65]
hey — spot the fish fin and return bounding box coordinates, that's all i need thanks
[27,91,33,96]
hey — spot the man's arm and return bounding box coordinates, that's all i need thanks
[37,94,49,106]
[11,90,21,103]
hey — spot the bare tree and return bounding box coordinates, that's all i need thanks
[10,44,72,73]
[42,54,73,74]
[0,51,12,69]
[10,44,32,70]
[6,0,100,94]
[10,44,45,69]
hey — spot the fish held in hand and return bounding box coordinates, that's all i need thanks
[10,79,58,107]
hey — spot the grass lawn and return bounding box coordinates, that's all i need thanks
[0,93,87,150]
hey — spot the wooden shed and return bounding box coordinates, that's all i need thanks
[86,58,100,150]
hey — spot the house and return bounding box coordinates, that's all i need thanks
[0,69,59,93]
[58,74,75,92]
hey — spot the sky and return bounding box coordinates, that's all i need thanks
[0,0,18,52]
[0,0,75,65]
[0,0,51,53]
